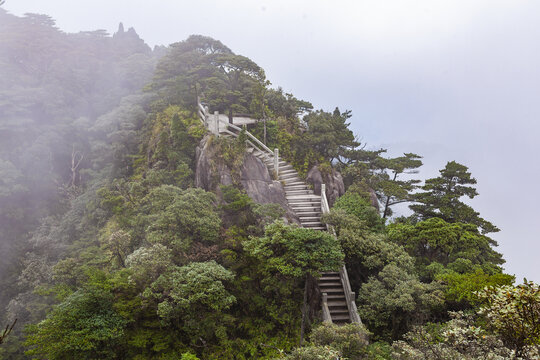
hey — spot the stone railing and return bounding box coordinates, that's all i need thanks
[197,100,280,176]
[321,293,332,323]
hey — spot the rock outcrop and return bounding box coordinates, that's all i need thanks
[195,135,299,223]
[195,136,233,190]
[305,165,345,207]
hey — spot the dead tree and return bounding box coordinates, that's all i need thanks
[70,145,83,187]
[0,319,16,345]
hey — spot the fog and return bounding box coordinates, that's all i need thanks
[3,0,539,282]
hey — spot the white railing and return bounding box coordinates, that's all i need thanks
[197,100,279,176]
[198,99,359,325]
[321,293,332,323]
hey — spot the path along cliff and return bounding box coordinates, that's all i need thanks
[195,101,363,325]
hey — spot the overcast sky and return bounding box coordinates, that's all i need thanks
[4,0,539,282]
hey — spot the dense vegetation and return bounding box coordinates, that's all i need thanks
[1,9,538,360]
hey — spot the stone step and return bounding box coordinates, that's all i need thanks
[280,174,301,181]
[326,294,346,300]
[310,227,327,230]
[327,301,347,307]
[301,222,324,228]
[281,178,302,184]
[319,276,341,281]
[330,308,350,315]
[289,203,321,208]
[287,192,320,197]
[298,216,320,222]
[320,287,345,294]
[287,190,314,196]
[319,282,342,287]
[288,197,321,202]
[279,168,297,175]
[289,199,321,203]
[287,194,321,200]
[296,213,322,219]
[284,186,310,191]
[263,159,287,166]
[284,181,307,186]
[290,206,322,212]
[331,314,351,321]
[292,206,321,210]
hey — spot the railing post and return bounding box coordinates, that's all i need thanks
[274,148,279,176]
[214,111,219,136]
[204,105,209,126]
[321,183,326,212]
[322,293,332,323]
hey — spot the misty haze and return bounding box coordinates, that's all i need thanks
[0,1,539,359]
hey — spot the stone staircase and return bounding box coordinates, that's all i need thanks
[318,272,351,324]
[249,148,326,231]
[198,101,361,325]
[249,147,354,324]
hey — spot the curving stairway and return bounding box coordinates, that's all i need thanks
[198,101,362,325]
[249,148,326,231]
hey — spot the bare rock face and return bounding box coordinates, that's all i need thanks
[195,135,233,190]
[305,165,345,207]
[195,135,299,223]
[368,188,380,212]
[240,154,299,224]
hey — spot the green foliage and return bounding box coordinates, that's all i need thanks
[278,345,341,360]
[244,221,343,278]
[142,185,221,252]
[375,153,423,219]
[151,34,267,121]
[388,217,504,280]
[143,261,236,322]
[476,281,540,356]
[333,191,385,231]
[25,287,126,359]
[303,108,359,164]
[392,312,520,359]
[410,161,498,234]
[181,352,200,360]
[308,322,369,359]
[358,264,444,341]
[438,269,514,305]
[0,21,526,359]
[125,244,173,287]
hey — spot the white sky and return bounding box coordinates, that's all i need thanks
[4,0,539,282]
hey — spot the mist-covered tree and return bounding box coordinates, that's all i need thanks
[376,153,423,218]
[388,217,504,280]
[410,161,498,234]
[25,286,126,359]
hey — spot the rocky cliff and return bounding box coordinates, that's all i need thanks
[305,165,345,207]
[195,135,299,223]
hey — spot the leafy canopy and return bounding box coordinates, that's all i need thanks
[244,221,343,278]
[410,161,498,234]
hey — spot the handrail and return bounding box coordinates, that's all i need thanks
[321,293,332,323]
[197,99,360,325]
[320,184,330,214]
[218,119,273,155]
[197,102,207,124]
[196,99,274,157]
[339,265,362,324]
[198,103,206,115]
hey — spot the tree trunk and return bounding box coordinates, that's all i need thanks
[70,145,83,187]
[228,108,233,124]
[263,119,267,145]
[300,277,309,345]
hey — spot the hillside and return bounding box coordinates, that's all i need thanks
[0,11,538,360]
